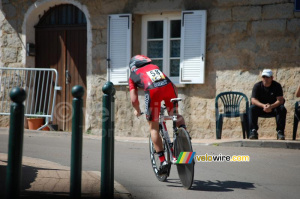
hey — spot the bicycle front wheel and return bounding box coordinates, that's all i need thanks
[149,134,170,182]
[174,128,195,189]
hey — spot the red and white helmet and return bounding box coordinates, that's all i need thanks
[129,55,151,71]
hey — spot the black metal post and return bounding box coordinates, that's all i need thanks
[101,81,115,199]
[5,87,27,199]
[70,85,84,199]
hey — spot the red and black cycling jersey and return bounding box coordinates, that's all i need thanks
[128,64,172,91]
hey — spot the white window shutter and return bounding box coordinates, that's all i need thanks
[180,10,207,84]
[107,14,132,85]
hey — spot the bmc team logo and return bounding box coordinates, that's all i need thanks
[176,152,196,164]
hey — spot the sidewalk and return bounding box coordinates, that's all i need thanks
[0,153,132,199]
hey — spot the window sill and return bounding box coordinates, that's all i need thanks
[174,83,186,88]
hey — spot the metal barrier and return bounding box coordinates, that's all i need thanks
[0,67,60,130]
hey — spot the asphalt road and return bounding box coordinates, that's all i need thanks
[0,131,300,199]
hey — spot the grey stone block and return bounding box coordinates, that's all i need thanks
[216,141,243,147]
[2,20,17,34]
[215,0,249,7]
[236,37,260,52]
[2,47,17,62]
[92,44,107,59]
[262,3,294,20]
[232,22,248,33]
[209,22,247,37]
[207,43,220,53]
[232,6,262,21]
[3,34,22,48]
[216,0,289,6]
[254,55,272,66]
[262,141,288,148]
[287,18,300,33]
[252,19,286,35]
[90,15,107,29]
[248,0,289,5]
[213,56,240,68]
[268,38,293,51]
[212,23,232,35]
[209,8,232,23]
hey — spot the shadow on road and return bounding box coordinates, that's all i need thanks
[166,179,255,191]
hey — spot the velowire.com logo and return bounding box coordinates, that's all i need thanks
[176,152,250,163]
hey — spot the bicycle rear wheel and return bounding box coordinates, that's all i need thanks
[174,128,194,189]
[149,134,170,182]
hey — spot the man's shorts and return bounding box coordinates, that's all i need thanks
[145,83,177,122]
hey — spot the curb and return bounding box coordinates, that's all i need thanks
[208,140,300,149]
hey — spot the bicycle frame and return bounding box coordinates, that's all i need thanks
[158,98,181,163]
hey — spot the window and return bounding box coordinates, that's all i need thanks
[142,14,181,83]
[107,11,207,85]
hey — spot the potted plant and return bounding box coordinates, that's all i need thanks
[27,112,45,130]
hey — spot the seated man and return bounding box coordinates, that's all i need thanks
[249,69,286,140]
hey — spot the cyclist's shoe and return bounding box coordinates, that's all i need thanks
[157,161,168,176]
[171,157,177,164]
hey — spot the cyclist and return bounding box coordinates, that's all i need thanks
[128,55,187,175]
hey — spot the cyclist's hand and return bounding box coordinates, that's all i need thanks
[134,110,142,117]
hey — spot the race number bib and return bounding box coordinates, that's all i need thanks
[146,69,165,82]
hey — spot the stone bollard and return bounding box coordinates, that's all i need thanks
[5,87,27,199]
[70,85,84,199]
[101,81,116,199]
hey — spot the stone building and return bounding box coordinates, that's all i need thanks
[0,0,299,139]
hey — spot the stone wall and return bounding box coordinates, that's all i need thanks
[94,0,300,139]
[0,0,299,139]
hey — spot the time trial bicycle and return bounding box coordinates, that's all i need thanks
[148,98,195,189]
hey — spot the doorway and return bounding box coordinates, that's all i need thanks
[35,4,87,131]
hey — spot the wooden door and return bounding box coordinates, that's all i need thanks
[35,27,86,131]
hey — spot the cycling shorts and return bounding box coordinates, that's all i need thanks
[145,83,177,122]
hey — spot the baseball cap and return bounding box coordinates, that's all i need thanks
[261,69,273,77]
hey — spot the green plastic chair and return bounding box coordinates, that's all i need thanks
[293,101,300,140]
[215,91,250,139]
